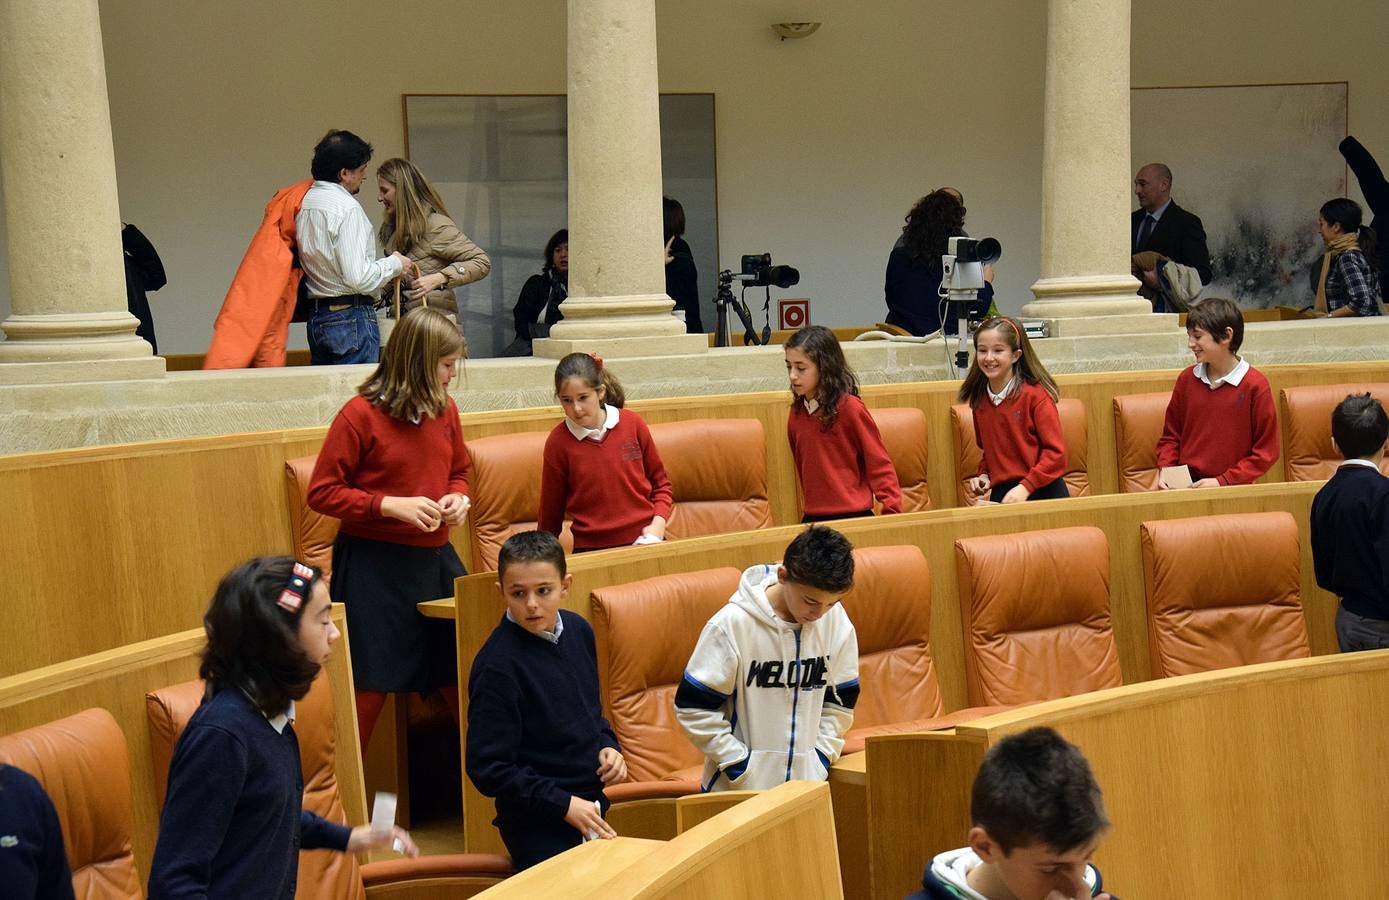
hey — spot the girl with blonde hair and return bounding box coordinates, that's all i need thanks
[376,157,491,334]
[308,307,472,749]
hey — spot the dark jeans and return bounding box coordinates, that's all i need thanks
[496,793,609,870]
[801,509,874,524]
[308,302,380,365]
[989,478,1069,503]
[1335,605,1389,652]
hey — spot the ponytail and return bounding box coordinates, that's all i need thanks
[554,352,626,408]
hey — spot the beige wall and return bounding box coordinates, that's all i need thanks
[0,0,1384,355]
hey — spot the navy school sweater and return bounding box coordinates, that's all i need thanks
[147,688,351,899]
[465,610,619,824]
[0,764,75,900]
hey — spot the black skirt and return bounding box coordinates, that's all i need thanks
[329,532,464,693]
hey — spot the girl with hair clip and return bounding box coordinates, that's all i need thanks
[376,157,491,334]
[148,557,417,899]
[308,306,471,752]
[538,352,673,552]
[958,316,1068,504]
[1314,197,1383,318]
[785,325,902,522]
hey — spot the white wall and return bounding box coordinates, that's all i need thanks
[0,0,1384,354]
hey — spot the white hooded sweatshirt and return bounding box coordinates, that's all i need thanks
[675,564,859,792]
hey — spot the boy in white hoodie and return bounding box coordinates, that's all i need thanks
[675,525,859,792]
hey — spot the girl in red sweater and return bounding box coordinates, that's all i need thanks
[539,352,673,551]
[307,307,471,750]
[958,316,1068,504]
[785,325,902,521]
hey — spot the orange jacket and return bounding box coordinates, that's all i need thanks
[204,180,313,368]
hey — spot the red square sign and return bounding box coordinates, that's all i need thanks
[778,298,810,330]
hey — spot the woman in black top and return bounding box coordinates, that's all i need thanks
[508,229,568,356]
[884,189,993,336]
[664,197,704,334]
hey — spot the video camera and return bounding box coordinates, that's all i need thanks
[938,236,1002,372]
[714,253,800,347]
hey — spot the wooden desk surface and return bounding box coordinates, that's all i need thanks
[472,837,663,898]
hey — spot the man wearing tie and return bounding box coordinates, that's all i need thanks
[1132,163,1213,297]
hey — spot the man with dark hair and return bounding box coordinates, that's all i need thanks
[1132,163,1213,304]
[296,130,411,365]
[909,727,1115,900]
[1311,393,1389,652]
[676,525,859,792]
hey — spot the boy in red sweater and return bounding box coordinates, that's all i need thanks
[1156,297,1280,487]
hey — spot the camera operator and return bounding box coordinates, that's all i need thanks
[885,189,994,336]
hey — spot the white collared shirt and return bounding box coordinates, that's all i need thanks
[295,181,403,299]
[1194,356,1249,390]
[986,376,1017,406]
[1340,458,1383,471]
[564,404,621,442]
[802,397,820,415]
[262,698,296,734]
[505,609,565,644]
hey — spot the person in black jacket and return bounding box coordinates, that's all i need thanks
[884,189,993,336]
[506,229,567,356]
[122,222,166,352]
[1132,164,1212,289]
[1310,393,1389,652]
[1339,136,1389,303]
[663,197,704,334]
[0,765,75,900]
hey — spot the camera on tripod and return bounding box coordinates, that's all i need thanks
[713,253,801,347]
[939,236,1002,372]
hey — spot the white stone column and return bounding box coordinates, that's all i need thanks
[1021,0,1173,336]
[0,0,164,383]
[533,0,707,359]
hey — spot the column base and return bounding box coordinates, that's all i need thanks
[0,311,166,383]
[1023,274,1153,319]
[533,332,710,360]
[535,293,708,358]
[1036,313,1180,338]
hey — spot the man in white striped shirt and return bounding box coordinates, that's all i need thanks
[297,130,411,365]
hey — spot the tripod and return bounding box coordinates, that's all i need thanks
[713,274,762,347]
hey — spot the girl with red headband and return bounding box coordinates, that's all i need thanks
[539,352,673,552]
[958,316,1069,504]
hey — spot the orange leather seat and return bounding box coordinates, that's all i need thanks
[948,398,1089,506]
[286,455,338,579]
[467,419,772,572]
[1140,511,1311,678]
[146,675,512,898]
[954,526,1122,706]
[1279,382,1389,481]
[868,407,932,512]
[840,545,1000,752]
[591,568,741,786]
[1112,391,1172,493]
[0,708,142,899]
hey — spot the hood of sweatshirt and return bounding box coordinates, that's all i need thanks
[732,564,800,632]
[924,847,1101,899]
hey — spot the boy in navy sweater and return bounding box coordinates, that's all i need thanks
[1311,393,1389,651]
[465,531,627,870]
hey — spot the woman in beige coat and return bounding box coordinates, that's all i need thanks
[376,157,490,339]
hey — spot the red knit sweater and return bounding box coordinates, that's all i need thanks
[538,408,674,550]
[307,395,471,547]
[1156,365,1279,485]
[787,394,902,517]
[972,382,1066,493]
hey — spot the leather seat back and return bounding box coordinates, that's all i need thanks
[650,419,773,538]
[590,569,742,783]
[1112,391,1172,493]
[867,407,932,512]
[839,546,944,727]
[465,430,573,572]
[0,708,142,900]
[1140,511,1311,677]
[145,674,365,900]
[285,456,338,581]
[1279,383,1389,481]
[954,526,1122,706]
[948,398,1089,506]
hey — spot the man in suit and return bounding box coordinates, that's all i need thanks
[1132,163,1213,293]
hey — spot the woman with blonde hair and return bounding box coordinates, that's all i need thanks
[376,157,491,335]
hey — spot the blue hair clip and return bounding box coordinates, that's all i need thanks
[277,562,315,613]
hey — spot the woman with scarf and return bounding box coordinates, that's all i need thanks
[1314,197,1382,318]
[376,157,491,340]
